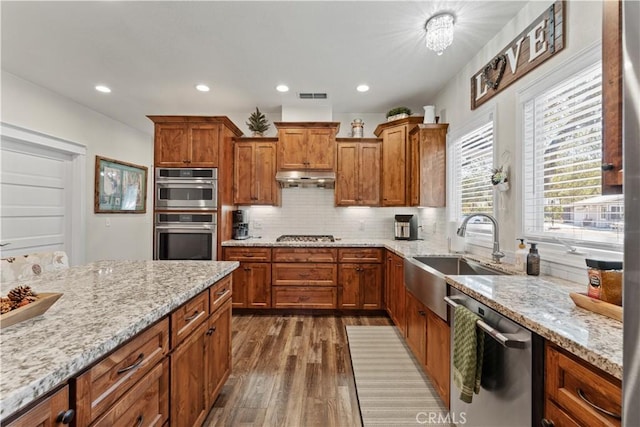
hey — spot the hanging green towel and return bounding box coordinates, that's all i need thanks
[452,304,485,403]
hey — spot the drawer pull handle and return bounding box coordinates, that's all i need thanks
[185,310,200,322]
[135,415,144,427]
[56,409,75,424]
[577,388,621,419]
[216,289,229,298]
[117,353,144,374]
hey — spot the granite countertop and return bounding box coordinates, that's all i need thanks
[223,237,623,379]
[0,260,239,421]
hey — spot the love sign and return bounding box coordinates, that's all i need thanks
[470,1,565,110]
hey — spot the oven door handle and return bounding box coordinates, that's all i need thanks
[155,225,213,230]
[156,180,215,186]
[444,296,528,349]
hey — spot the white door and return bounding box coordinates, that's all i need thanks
[0,124,86,264]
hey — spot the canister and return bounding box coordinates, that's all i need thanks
[586,259,623,305]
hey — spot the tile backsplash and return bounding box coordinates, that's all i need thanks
[241,187,447,245]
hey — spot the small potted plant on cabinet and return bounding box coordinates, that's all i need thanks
[246,107,270,136]
[386,107,412,122]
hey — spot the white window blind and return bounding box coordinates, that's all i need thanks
[451,121,494,235]
[523,62,623,247]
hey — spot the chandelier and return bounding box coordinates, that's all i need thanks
[425,13,456,56]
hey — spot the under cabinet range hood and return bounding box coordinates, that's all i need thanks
[275,171,336,188]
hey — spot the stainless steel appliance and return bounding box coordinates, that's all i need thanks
[275,170,335,188]
[394,214,418,240]
[445,287,544,426]
[154,212,216,260]
[232,210,249,240]
[276,235,335,242]
[155,168,217,210]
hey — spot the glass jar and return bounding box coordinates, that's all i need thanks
[586,259,623,306]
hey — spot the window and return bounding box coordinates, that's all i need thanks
[522,61,623,248]
[450,119,494,237]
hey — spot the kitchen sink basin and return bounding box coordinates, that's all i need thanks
[404,256,506,321]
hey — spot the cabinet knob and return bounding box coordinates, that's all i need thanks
[418,310,426,316]
[541,419,554,427]
[206,326,217,336]
[56,409,75,424]
[601,163,615,171]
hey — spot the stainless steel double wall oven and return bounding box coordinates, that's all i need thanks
[154,168,218,260]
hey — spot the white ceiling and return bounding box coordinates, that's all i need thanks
[1,1,528,134]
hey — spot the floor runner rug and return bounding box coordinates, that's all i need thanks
[346,326,452,427]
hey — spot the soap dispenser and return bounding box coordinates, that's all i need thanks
[515,239,527,272]
[527,243,540,276]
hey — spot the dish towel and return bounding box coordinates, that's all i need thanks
[452,304,485,403]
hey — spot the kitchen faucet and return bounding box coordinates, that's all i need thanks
[456,213,505,263]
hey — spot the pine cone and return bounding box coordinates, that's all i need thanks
[0,297,12,314]
[7,285,36,303]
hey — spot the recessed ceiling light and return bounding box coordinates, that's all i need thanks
[195,84,210,92]
[95,85,111,93]
[356,84,370,92]
[276,84,289,93]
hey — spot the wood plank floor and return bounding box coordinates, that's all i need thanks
[204,313,393,427]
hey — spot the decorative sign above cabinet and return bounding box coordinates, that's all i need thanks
[470,1,565,110]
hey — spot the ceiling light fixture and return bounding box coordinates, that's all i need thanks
[95,85,111,93]
[356,84,370,92]
[425,12,455,56]
[195,84,210,92]
[276,84,289,93]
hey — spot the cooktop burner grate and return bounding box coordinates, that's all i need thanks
[276,234,335,242]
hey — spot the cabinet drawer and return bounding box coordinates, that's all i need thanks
[91,359,169,427]
[544,400,581,427]
[74,319,169,426]
[338,248,383,263]
[273,248,337,263]
[272,263,337,286]
[171,290,209,348]
[546,345,621,426]
[272,286,337,309]
[223,247,272,262]
[210,274,232,313]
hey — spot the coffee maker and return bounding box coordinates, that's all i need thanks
[394,214,418,240]
[232,210,249,240]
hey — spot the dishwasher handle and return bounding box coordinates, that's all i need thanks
[444,296,528,349]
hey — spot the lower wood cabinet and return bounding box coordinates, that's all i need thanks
[5,386,73,427]
[206,298,232,401]
[223,247,272,308]
[272,286,337,309]
[425,309,450,408]
[405,290,427,363]
[338,263,383,309]
[385,251,406,336]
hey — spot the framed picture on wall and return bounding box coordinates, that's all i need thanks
[94,156,148,213]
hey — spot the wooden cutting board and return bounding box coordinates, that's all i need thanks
[0,293,63,329]
[570,292,623,322]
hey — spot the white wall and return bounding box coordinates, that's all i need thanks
[1,72,154,262]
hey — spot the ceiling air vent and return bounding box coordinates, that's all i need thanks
[298,92,328,99]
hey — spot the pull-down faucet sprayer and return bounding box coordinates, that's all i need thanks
[457,213,505,263]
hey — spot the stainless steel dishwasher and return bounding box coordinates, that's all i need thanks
[445,287,544,426]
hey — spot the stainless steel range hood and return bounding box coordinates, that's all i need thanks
[275,170,336,188]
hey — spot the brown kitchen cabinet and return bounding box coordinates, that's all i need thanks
[5,386,73,427]
[544,343,621,427]
[205,298,232,405]
[335,139,382,206]
[223,247,272,308]
[338,248,383,309]
[385,250,406,335]
[425,309,450,408]
[374,117,423,206]
[409,124,449,207]
[233,137,279,205]
[405,290,427,362]
[275,122,339,170]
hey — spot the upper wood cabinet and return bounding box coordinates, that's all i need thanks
[335,138,381,206]
[233,137,279,205]
[275,122,339,170]
[148,116,243,167]
[409,124,449,207]
[374,117,423,206]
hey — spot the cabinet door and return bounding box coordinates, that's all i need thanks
[6,386,71,427]
[393,255,406,335]
[233,142,255,204]
[425,309,450,408]
[154,124,189,166]
[170,321,208,427]
[206,299,232,405]
[246,262,271,308]
[230,265,248,308]
[189,124,220,167]
[336,143,359,206]
[385,253,394,317]
[278,129,307,170]
[409,130,421,206]
[381,126,407,206]
[338,264,360,309]
[361,264,382,310]
[306,128,335,170]
[254,142,278,204]
[359,143,381,206]
[421,127,447,207]
[405,291,426,364]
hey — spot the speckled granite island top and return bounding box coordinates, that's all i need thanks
[224,237,623,379]
[0,260,239,421]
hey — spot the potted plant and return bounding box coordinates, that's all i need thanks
[491,166,509,192]
[246,107,270,136]
[386,107,412,122]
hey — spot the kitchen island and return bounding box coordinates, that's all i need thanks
[0,259,239,424]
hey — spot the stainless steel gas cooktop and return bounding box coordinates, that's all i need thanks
[276,235,335,243]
